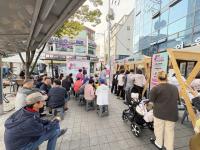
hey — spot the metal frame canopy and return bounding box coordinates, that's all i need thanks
[0,0,86,54]
[167,45,200,127]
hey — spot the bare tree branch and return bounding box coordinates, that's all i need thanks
[30,43,47,74]
[18,52,25,65]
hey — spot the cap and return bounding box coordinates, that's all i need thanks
[25,92,46,105]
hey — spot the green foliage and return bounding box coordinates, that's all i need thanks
[55,21,84,38]
[55,0,103,38]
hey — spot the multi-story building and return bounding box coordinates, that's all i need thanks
[43,27,98,75]
[107,10,134,62]
[133,0,200,56]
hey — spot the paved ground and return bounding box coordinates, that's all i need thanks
[0,93,195,150]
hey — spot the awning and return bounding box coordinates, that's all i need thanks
[0,0,86,54]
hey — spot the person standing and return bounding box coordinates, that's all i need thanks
[4,92,66,150]
[124,69,135,101]
[149,71,179,150]
[76,69,84,81]
[100,67,107,81]
[117,70,125,100]
[132,69,146,99]
[111,71,119,94]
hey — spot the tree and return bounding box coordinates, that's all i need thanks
[55,0,102,37]
[19,0,103,78]
[19,43,46,79]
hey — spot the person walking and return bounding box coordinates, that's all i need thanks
[149,71,179,150]
[117,70,125,100]
[4,92,67,150]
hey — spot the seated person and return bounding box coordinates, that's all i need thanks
[40,77,52,94]
[4,92,66,150]
[84,79,95,102]
[48,79,67,113]
[74,78,82,94]
[15,79,35,111]
[96,79,109,106]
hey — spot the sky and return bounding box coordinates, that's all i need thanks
[84,0,135,44]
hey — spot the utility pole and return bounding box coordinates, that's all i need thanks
[108,0,111,87]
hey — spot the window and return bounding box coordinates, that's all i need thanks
[195,10,200,26]
[152,17,159,32]
[158,42,167,52]
[168,17,187,35]
[159,27,168,39]
[193,25,200,42]
[196,0,200,10]
[169,0,191,23]
[159,10,169,28]
[178,28,193,45]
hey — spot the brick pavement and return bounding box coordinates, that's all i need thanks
[0,93,194,150]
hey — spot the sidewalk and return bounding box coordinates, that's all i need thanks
[0,93,194,150]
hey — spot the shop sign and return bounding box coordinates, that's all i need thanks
[175,37,200,49]
[150,52,169,89]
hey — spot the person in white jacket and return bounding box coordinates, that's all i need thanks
[96,79,109,106]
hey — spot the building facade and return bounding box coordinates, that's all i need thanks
[133,0,200,56]
[108,10,134,61]
[43,27,98,75]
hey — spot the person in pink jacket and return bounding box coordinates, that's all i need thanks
[84,79,95,101]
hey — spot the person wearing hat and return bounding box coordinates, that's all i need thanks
[4,92,67,150]
[189,119,200,150]
[15,79,35,111]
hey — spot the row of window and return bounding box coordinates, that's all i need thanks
[139,25,200,54]
[134,0,200,51]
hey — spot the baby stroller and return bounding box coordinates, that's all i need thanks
[122,89,154,137]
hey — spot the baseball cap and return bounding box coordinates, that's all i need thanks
[25,92,46,105]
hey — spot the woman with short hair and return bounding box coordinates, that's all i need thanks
[150,71,179,150]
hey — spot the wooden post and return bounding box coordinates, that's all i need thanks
[167,48,197,127]
[186,61,200,85]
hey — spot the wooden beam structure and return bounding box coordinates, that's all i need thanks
[167,47,200,127]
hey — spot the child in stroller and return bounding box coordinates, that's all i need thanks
[122,88,154,137]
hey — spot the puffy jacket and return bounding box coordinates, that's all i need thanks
[48,87,67,108]
[4,108,58,150]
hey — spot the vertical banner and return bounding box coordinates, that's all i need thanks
[150,52,168,89]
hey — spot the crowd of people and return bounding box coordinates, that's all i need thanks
[4,67,109,150]
[111,68,146,101]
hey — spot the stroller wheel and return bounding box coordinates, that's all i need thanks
[122,113,128,122]
[131,122,141,137]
